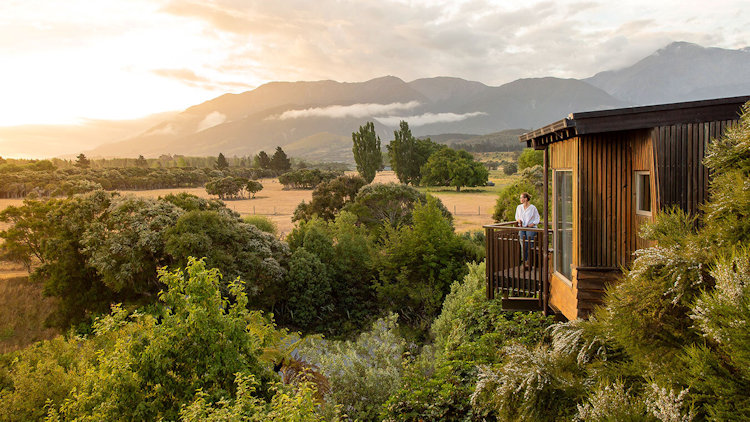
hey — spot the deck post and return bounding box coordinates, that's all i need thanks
[543,146,550,315]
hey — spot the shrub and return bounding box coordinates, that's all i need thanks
[503,161,517,175]
[518,148,543,170]
[243,215,278,235]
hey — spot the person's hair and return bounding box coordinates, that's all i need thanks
[521,192,531,201]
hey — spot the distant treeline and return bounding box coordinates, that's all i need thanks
[0,154,350,199]
[423,129,528,152]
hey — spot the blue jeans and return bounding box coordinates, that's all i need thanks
[519,230,537,262]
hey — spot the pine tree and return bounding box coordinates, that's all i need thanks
[216,152,229,170]
[270,146,291,172]
[75,153,91,169]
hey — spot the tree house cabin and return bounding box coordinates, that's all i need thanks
[485,96,750,320]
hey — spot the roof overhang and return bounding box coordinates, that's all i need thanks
[520,95,750,149]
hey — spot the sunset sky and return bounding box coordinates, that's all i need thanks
[0,0,748,156]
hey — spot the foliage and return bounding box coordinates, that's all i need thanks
[243,215,278,235]
[387,121,441,185]
[271,146,292,172]
[299,314,407,422]
[344,182,452,232]
[278,169,343,189]
[216,152,229,169]
[503,161,518,175]
[256,150,272,169]
[75,153,90,169]
[165,210,290,309]
[45,259,278,420]
[374,197,478,337]
[205,176,246,199]
[420,148,489,192]
[573,381,653,422]
[352,121,383,183]
[492,179,539,222]
[246,179,264,198]
[283,212,376,336]
[518,148,543,170]
[293,175,366,222]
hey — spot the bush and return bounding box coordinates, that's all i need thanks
[243,215,278,235]
[492,179,539,222]
[518,148,543,170]
[299,314,407,422]
[293,175,366,222]
[503,161,517,175]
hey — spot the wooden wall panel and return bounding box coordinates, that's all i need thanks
[652,119,736,215]
[577,129,652,268]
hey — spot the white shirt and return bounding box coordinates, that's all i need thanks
[515,203,540,227]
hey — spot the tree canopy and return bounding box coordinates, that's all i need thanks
[386,121,440,185]
[352,121,382,183]
[420,147,488,191]
[271,146,292,172]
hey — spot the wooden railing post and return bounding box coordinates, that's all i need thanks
[543,147,550,314]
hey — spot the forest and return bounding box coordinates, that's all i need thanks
[0,107,749,420]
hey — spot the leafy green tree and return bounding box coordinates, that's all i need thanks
[283,212,376,336]
[75,153,90,169]
[278,169,342,190]
[293,175,366,222]
[503,161,517,175]
[375,197,475,337]
[271,146,292,172]
[352,121,383,183]
[492,180,539,222]
[256,150,272,169]
[164,210,289,309]
[518,147,543,170]
[386,121,440,185]
[135,154,148,168]
[82,195,183,295]
[246,179,263,198]
[243,215,278,236]
[420,148,488,191]
[216,152,229,169]
[343,183,452,232]
[205,176,246,199]
[48,259,277,421]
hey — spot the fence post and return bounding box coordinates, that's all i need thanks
[454,205,456,215]
[253,205,255,215]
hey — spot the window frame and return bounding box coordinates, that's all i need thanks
[553,169,573,286]
[635,170,652,216]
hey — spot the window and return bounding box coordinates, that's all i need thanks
[635,171,651,215]
[554,170,573,282]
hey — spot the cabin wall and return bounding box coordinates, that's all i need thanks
[577,129,654,269]
[652,120,736,215]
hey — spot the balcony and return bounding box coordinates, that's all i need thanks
[484,222,551,312]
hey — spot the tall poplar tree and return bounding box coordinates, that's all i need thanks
[352,121,383,183]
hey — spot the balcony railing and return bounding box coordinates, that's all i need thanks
[484,222,551,310]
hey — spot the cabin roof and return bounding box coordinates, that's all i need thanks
[520,95,750,148]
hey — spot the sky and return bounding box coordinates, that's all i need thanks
[0,0,748,136]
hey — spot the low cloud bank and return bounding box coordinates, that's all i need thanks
[374,111,486,127]
[273,101,421,120]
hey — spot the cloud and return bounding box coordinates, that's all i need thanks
[196,111,227,131]
[146,123,177,136]
[375,111,487,127]
[153,68,253,91]
[272,101,421,120]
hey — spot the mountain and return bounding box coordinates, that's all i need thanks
[88,76,624,160]
[585,42,750,105]
[84,41,750,161]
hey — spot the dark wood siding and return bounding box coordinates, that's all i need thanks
[652,120,736,215]
[578,129,652,268]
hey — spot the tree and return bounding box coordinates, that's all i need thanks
[352,121,383,183]
[246,180,263,198]
[293,175,366,222]
[256,151,272,169]
[386,121,440,185]
[421,148,488,191]
[135,155,148,168]
[518,148,543,170]
[503,162,517,175]
[216,152,229,169]
[75,153,90,169]
[343,182,452,231]
[375,197,475,337]
[271,146,291,172]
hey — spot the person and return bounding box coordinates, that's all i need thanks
[515,192,540,267]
